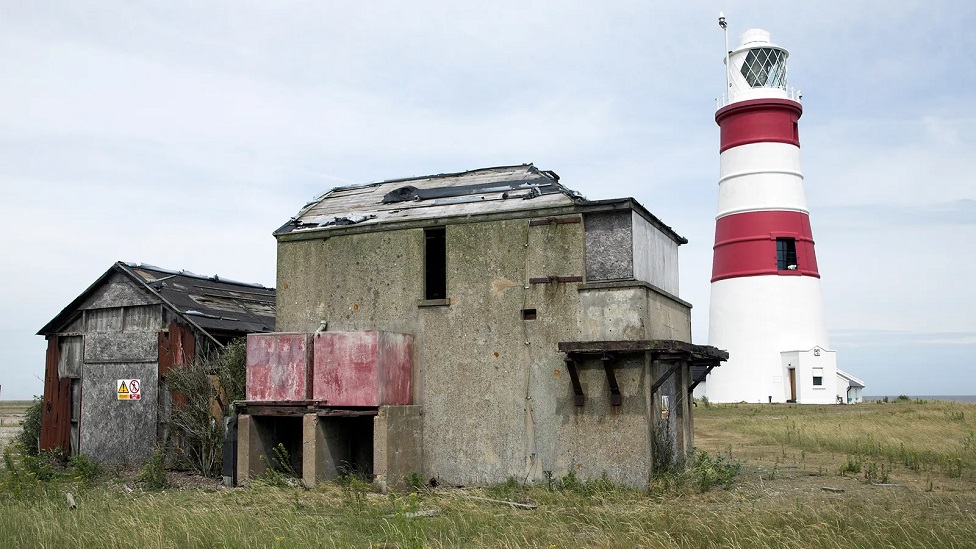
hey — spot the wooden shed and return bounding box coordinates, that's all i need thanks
[37,261,275,465]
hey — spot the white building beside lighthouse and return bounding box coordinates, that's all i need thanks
[701,27,863,404]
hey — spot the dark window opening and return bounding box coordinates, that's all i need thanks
[776,238,798,271]
[813,367,824,387]
[424,227,447,300]
[522,309,537,320]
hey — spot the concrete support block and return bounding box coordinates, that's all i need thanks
[302,414,322,487]
[236,414,271,485]
[373,405,423,492]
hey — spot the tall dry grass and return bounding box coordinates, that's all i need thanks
[1,400,975,548]
[696,399,976,478]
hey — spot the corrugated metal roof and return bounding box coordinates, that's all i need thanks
[120,263,275,335]
[275,164,583,235]
[39,262,276,342]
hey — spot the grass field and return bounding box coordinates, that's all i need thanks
[0,401,30,454]
[2,399,975,548]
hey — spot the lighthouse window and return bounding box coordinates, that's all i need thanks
[741,47,788,89]
[812,367,824,387]
[776,238,798,271]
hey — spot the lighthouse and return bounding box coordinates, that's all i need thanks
[703,24,839,404]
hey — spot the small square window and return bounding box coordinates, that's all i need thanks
[521,309,537,320]
[776,237,798,271]
[812,367,824,386]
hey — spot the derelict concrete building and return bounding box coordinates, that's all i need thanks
[38,262,275,465]
[241,165,725,488]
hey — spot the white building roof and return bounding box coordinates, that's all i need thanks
[836,368,865,388]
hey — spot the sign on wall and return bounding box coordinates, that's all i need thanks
[117,379,141,401]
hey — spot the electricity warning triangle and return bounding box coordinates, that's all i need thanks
[118,381,129,395]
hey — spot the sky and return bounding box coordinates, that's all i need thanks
[1,1,974,399]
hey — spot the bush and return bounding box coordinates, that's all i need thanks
[139,448,168,490]
[21,449,65,482]
[166,339,245,477]
[686,450,741,493]
[67,454,102,484]
[216,338,247,409]
[15,397,43,456]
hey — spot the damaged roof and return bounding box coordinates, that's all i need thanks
[276,163,687,244]
[39,261,275,343]
[276,164,583,235]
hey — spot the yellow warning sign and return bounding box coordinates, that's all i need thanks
[117,379,142,401]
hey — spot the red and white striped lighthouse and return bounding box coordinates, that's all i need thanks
[703,26,838,404]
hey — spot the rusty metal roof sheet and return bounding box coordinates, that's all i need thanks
[275,164,583,235]
[38,262,276,343]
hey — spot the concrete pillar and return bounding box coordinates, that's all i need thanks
[236,414,271,484]
[373,405,423,493]
[301,414,324,488]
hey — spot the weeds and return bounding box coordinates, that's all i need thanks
[338,473,371,511]
[14,397,43,457]
[688,450,741,492]
[404,471,426,492]
[259,443,298,487]
[841,454,862,475]
[139,447,169,490]
[864,461,890,484]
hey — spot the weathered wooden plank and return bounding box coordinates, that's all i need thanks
[123,305,164,332]
[85,308,123,333]
[57,336,83,378]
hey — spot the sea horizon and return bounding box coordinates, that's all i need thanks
[864,395,976,403]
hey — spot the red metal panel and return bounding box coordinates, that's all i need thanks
[377,332,413,405]
[715,98,802,153]
[245,333,313,401]
[160,322,196,409]
[711,210,820,282]
[313,331,380,406]
[40,336,70,452]
[312,331,413,406]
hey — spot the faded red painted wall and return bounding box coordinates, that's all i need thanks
[312,331,413,406]
[245,333,313,401]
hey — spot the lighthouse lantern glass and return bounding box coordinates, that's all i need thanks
[740,47,788,89]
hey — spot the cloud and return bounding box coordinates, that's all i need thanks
[2,0,976,399]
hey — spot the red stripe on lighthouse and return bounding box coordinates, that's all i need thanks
[716,99,803,153]
[711,210,820,282]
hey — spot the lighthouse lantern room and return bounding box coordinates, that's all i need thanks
[703,23,844,404]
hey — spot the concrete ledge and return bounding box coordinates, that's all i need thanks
[578,279,692,309]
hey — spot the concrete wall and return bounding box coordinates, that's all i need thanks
[583,211,632,281]
[632,213,680,295]
[276,212,693,487]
